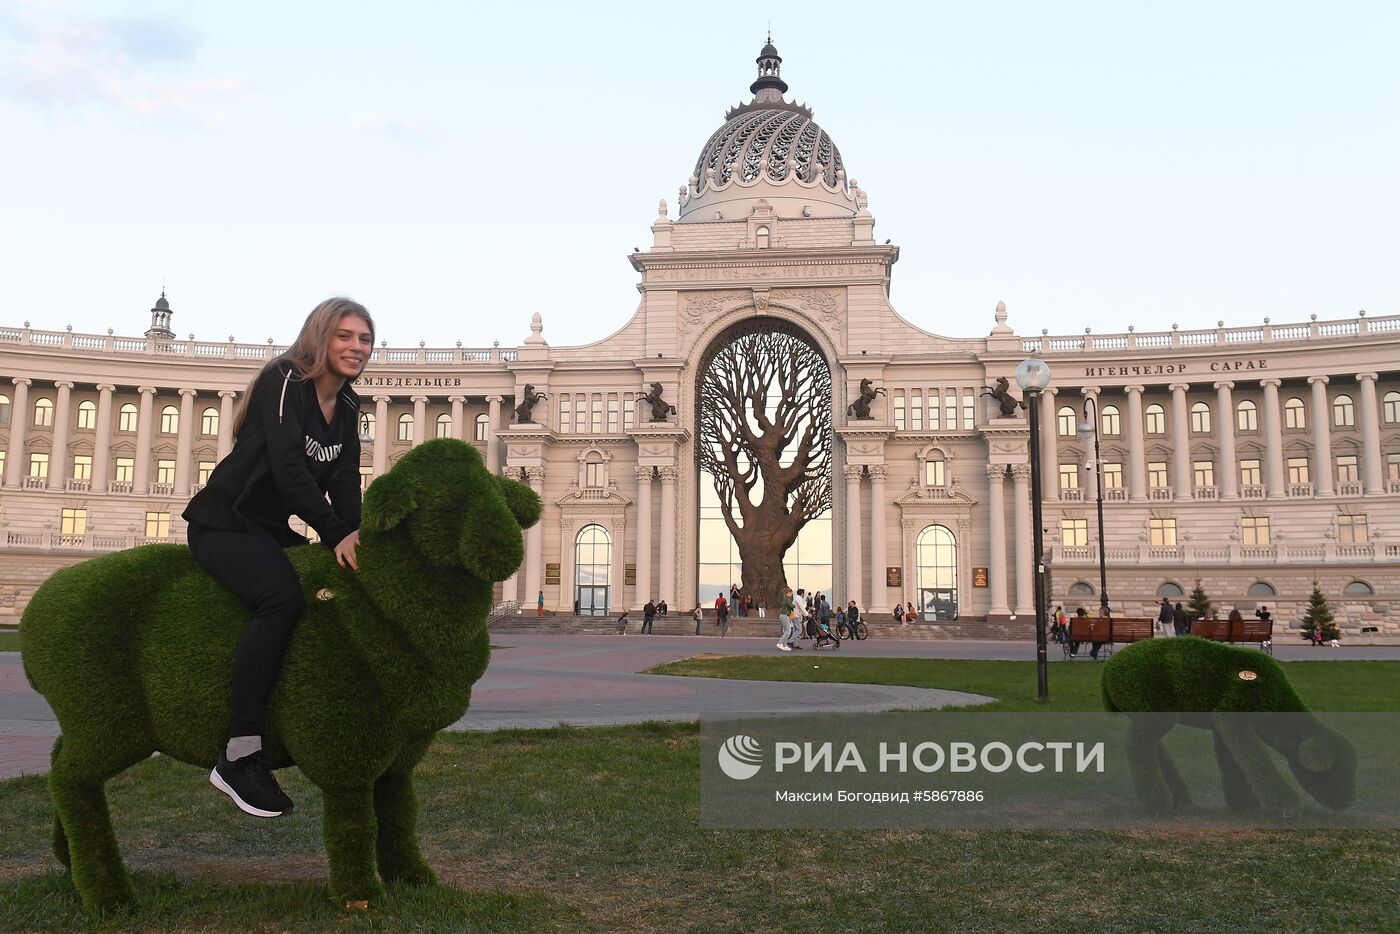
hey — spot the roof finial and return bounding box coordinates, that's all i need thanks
[751,33,787,101]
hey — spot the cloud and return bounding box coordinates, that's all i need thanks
[0,4,248,127]
[349,111,437,144]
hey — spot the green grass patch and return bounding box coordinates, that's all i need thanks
[648,656,1400,712]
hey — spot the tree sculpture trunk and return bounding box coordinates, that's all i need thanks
[698,320,832,608]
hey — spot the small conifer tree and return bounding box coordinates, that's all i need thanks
[1300,583,1341,643]
[1188,578,1212,621]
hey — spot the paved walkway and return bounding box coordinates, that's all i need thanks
[4,635,1398,780]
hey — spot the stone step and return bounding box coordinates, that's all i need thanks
[488,613,1035,641]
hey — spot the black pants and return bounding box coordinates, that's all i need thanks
[188,523,305,739]
[642,615,654,633]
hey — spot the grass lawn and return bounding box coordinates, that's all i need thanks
[2,658,1397,931]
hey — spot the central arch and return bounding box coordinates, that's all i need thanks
[695,316,833,609]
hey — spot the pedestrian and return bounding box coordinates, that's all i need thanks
[537,590,545,617]
[894,604,904,625]
[182,297,372,818]
[777,587,796,651]
[1255,605,1272,626]
[715,592,728,628]
[1156,597,1174,638]
[906,601,916,623]
[615,610,629,635]
[818,593,832,635]
[658,599,668,617]
[1173,601,1189,637]
[792,589,808,646]
[846,601,861,638]
[757,598,766,619]
[1051,605,1067,644]
[642,598,656,634]
[693,602,704,635]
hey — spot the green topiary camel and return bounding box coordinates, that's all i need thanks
[20,438,540,912]
[1101,638,1356,816]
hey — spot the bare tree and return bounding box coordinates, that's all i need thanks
[698,322,832,607]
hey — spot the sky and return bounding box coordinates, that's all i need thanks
[1,1,1396,349]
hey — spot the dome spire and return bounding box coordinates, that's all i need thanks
[750,35,788,102]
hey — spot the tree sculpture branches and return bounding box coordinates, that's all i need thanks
[698,323,832,606]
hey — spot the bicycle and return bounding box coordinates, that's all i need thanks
[837,619,868,641]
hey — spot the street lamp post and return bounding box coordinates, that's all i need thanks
[1015,358,1052,702]
[1077,399,1111,618]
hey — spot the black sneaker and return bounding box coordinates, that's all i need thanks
[211,749,293,817]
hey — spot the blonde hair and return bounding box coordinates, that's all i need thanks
[232,297,375,438]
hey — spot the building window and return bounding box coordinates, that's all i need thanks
[435,413,452,439]
[467,412,487,442]
[1240,459,1261,487]
[755,225,770,249]
[1193,460,1214,487]
[72,454,92,481]
[76,400,97,429]
[1384,391,1400,424]
[1287,457,1310,485]
[1099,404,1121,436]
[0,393,9,426]
[61,508,87,536]
[201,407,219,435]
[1102,462,1123,489]
[1061,519,1088,547]
[910,391,923,431]
[1343,580,1375,597]
[1336,454,1359,484]
[1284,396,1306,429]
[195,461,214,485]
[915,525,959,621]
[924,457,945,487]
[1067,581,1096,597]
[1389,453,1400,482]
[893,393,906,430]
[114,457,134,483]
[559,399,571,432]
[1338,514,1368,543]
[1147,461,1168,488]
[574,398,586,433]
[145,511,170,539]
[1057,406,1076,437]
[156,459,176,485]
[1190,401,1212,433]
[397,413,413,441]
[118,403,138,432]
[1247,581,1277,598]
[359,465,373,492]
[360,412,375,441]
[1242,516,1271,545]
[927,393,940,431]
[591,397,603,434]
[29,453,49,479]
[584,460,604,488]
[1236,400,1258,431]
[607,397,620,433]
[1156,581,1185,598]
[0,451,5,477]
[963,392,975,429]
[945,392,958,431]
[34,397,54,427]
[1149,518,1177,547]
[624,400,635,430]
[1332,394,1355,427]
[1058,463,1079,491]
[574,525,613,616]
[160,405,178,434]
[1145,403,1165,435]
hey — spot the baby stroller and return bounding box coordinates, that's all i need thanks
[812,615,842,650]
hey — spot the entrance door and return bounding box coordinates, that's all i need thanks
[576,585,609,617]
[919,588,958,622]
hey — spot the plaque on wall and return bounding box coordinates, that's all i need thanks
[625,563,637,585]
[973,567,989,588]
[545,563,561,585]
[886,567,902,588]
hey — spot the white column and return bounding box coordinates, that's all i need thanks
[4,378,30,487]
[174,389,196,494]
[486,396,503,473]
[559,521,576,614]
[449,395,466,440]
[411,395,428,446]
[1169,383,1191,498]
[1215,382,1237,500]
[47,381,73,490]
[1261,379,1285,498]
[658,465,677,608]
[133,386,156,494]
[373,395,390,476]
[216,390,237,460]
[92,384,114,491]
[1358,373,1384,495]
[1041,388,1059,501]
[524,465,545,610]
[634,466,653,607]
[986,464,1009,616]
[1308,376,1333,496]
[1125,385,1147,501]
[844,464,864,610]
[868,465,888,608]
[1011,464,1033,616]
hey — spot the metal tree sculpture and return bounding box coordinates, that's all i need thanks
[698,321,832,607]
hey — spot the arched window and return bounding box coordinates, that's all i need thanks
[1384,391,1400,424]
[0,393,9,426]
[201,407,219,435]
[359,411,375,441]
[118,403,138,432]
[1343,580,1375,597]
[76,400,97,429]
[1144,403,1165,434]
[1332,394,1354,427]
[1155,581,1185,598]
[1067,581,1096,597]
[1057,406,1077,437]
[1236,399,1258,431]
[915,525,958,621]
[160,405,178,434]
[435,413,452,439]
[1099,404,1121,436]
[924,455,945,487]
[1284,397,1306,429]
[397,413,413,441]
[755,226,770,249]
[1190,401,1212,433]
[1246,581,1277,598]
[33,397,54,427]
[475,413,490,442]
[574,524,612,616]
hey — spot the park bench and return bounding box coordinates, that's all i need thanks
[1189,618,1274,654]
[1061,617,1155,660]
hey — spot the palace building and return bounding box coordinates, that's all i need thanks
[2,42,1398,635]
